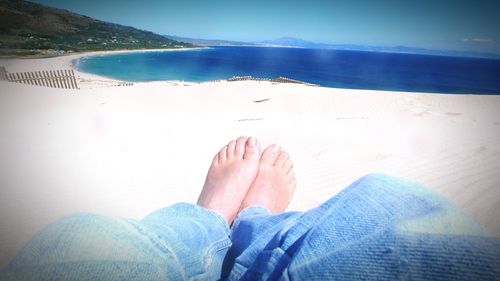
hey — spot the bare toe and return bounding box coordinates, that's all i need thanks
[275,151,290,168]
[226,140,236,159]
[234,136,248,159]
[243,137,260,160]
[218,145,228,163]
[261,144,281,165]
[284,159,293,173]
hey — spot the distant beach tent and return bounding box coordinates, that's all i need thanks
[0,66,79,89]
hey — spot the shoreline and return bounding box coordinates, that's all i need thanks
[1,48,499,95]
[71,46,209,67]
[0,47,208,88]
[1,48,325,90]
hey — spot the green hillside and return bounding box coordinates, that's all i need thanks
[0,0,193,56]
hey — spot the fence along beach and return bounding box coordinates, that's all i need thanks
[0,66,78,89]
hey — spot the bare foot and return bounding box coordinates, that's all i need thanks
[240,144,297,214]
[197,136,261,224]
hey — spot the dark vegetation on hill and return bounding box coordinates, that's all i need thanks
[0,0,193,56]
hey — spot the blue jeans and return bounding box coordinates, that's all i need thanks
[1,174,499,280]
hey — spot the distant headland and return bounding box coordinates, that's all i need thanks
[0,0,193,57]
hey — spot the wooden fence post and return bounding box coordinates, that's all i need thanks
[0,66,8,81]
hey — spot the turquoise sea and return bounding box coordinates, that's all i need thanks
[76,46,500,94]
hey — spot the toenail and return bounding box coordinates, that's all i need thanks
[248,137,257,147]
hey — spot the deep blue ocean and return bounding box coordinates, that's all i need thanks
[76,46,500,94]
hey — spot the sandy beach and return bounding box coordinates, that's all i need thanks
[1,52,499,269]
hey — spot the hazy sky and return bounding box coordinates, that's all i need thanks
[32,0,500,54]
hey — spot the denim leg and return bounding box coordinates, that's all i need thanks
[222,206,302,279]
[1,203,230,281]
[225,174,500,281]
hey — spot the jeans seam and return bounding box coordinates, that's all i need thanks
[190,237,231,281]
[123,220,188,280]
[197,205,231,234]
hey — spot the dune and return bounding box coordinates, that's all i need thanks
[0,52,499,269]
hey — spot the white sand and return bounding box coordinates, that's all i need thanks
[0,53,499,269]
